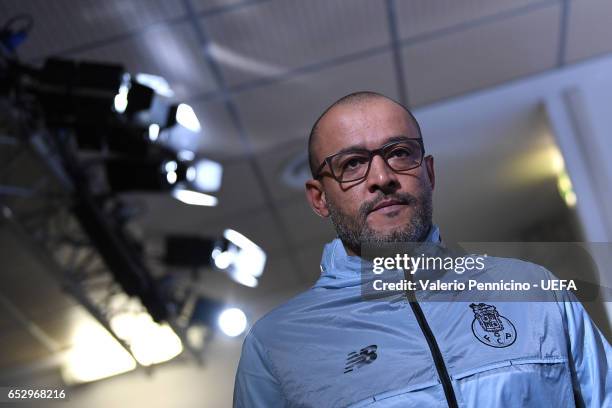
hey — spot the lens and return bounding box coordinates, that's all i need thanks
[385,140,422,171]
[329,140,423,183]
[331,152,370,182]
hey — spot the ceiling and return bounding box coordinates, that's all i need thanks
[0,0,609,399]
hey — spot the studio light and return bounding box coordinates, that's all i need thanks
[186,159,223,192]
[178,150,195,161]
[111,72,168,121]
[557,171,577,208]
[163,230,266,287]
[37,58,125,126]
[62,322,136,385]
[122,80,155,117]
[165,103,201,133]
[164,235,216,268]
[172,186,218,206]
[105,156,188,192]
[148,123,161,142]
[135,73,174,98]
[104,150,221,206]
[113,73,130,114]
[175,103,201,132]
[212,229,266,288]
[110,311,183,366]
[189,297,248,338]
[218,308,247,337]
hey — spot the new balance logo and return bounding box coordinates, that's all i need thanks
[344,345,378,373]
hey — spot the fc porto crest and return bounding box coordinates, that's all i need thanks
[469,303,516,348]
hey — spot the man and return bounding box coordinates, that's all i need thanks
[233,92,611,407]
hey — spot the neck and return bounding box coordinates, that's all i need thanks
[341,224,434,257]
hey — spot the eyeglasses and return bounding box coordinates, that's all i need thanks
[314,138,425,183]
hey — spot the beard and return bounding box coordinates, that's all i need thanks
[326,187,433,256]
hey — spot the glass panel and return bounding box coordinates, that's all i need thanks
[331,152,371,181]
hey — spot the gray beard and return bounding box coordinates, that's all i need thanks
[326,188,433,256]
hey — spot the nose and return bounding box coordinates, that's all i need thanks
[365,154,399,194]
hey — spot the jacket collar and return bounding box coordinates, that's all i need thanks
[315,225,441,288]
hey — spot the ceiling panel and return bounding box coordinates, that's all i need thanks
[0,327,52,370]
[0,228,77,318]
[35,306,94,350]
[190,0,245,13]
[132,159,269,234]
[254,139,308,202]
[233,51,399,152]
[0,0,184,60]
[0,282,76,321]
[0,309,15,332]
[565,0,612,64]
[396,0,542,40]
[403,4,560,106]
[276,197,336,249]
[203,0,389,85]
[71,22,218,100]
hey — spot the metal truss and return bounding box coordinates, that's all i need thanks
[0,106,203,371]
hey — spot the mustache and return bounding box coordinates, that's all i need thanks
[358,192,418,218]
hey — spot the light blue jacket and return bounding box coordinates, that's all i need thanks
[234,226,611,407]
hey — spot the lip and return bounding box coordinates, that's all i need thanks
[369,199,406,214]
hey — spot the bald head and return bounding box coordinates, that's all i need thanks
[307,91,422,177]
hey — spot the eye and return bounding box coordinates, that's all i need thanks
[342,156,368,170]
[388,147,413,158]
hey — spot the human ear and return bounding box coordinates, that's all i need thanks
[305,179,330,218]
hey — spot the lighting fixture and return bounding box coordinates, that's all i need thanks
[212,229,266,288]
[218,308,248,337]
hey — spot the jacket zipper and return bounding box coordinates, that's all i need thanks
[406,288,459,408]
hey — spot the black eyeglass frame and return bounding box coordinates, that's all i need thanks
[313,138,426,183]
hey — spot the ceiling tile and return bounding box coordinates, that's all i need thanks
[0,311,15,332]
[0,0,185,60]
[566,0,612,64]
[277,197,336,248]
[71,22,218,100]
[0,229,78,318]
[254,139,308,202]
[0,283,76,321]
[35,306,94,350]
[234,51,399,151]
[0,327,52,370]
[403,4,560,106]
[396,0,540,40]
[190,0,245,13]
[203,0,389,85]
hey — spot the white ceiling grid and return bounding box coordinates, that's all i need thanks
[73,22,219,100]
[203,0,390,85]
[565,0,612,64]
[402,3,561,105]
